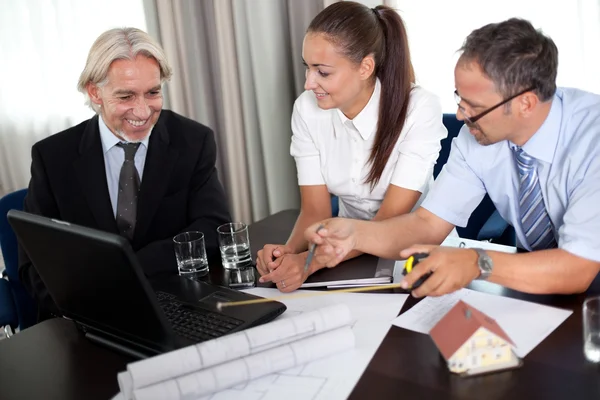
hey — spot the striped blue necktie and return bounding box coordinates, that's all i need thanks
[514,147,557,250]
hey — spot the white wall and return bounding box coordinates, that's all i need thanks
[390,0,600,111]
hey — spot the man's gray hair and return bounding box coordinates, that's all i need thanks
[459,18,558,102]
[77,27,172,113]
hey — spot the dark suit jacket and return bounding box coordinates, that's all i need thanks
[18,110,231,315]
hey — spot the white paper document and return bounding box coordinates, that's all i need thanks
[440,236,517,253]
[392,288,572,357]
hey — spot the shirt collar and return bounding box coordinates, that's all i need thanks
[98,114,150,153]
[335,78,381,140]
[511,90,562,164]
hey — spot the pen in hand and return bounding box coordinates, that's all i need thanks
[304,224,325,273]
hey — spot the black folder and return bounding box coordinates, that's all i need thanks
[300,254,394,288]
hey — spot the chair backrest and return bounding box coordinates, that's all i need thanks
[0,189,37,328]
[435,114,464,178]
[0,189,27,282]
[331,195,339,217]
[437,114,505,240]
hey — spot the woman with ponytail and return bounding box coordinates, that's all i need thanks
[257,2,447,292]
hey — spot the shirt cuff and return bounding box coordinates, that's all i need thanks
[391,156,433,193]
[295,156,325,186]
[421,170,486,228]
[560,240,600,263]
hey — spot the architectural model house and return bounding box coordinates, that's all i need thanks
[430,300,522,376]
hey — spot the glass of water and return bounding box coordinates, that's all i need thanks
[583,296,600,362]
[173,231,209,278]
[217,222,253,270]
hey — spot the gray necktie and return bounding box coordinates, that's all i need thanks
[116,142,141,240]
[514,147,557,250]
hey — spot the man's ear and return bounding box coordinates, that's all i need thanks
[519,90,539,117]
[86,83,103,107]
[359,54,376,81]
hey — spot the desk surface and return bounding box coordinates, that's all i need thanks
[1,209,599,400]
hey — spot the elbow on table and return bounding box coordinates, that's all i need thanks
[573,262,600,294]
[550,254,600,295]
[572,276,597,294]
[554,274,597,295]
[520,276,594,295]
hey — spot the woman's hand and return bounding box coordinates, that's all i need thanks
[304,218,357,267]
[256,244,294,276]
[258,253,310,292]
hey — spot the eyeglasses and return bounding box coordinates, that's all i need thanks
[454,86,536,124]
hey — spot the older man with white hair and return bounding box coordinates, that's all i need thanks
[18,27,231,319]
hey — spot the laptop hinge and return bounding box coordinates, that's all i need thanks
[85,331,155,359]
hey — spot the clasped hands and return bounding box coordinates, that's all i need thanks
[256,245,313,293]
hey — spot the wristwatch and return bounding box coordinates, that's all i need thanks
[473,248,493,280]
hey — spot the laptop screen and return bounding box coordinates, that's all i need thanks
[9,211,175,353]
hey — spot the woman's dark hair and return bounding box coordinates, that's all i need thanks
[459,18,558,101]
[308,2,415,189]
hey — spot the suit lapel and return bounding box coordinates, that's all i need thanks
[73,115,119,233]
[133,117,178,245]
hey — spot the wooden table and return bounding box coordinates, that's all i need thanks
[0,209,598,399]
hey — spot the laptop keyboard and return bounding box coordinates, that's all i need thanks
[155,291,243,342]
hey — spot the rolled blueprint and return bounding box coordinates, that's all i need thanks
[118,304,352,399]
[133,326,355,400]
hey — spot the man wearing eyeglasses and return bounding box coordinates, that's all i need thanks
[302,18,600,297]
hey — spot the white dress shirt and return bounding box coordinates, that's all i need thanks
[98,116,150,217]
[422,88,600,260]
[290,79,448,220]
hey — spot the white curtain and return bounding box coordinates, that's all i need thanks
[0,0,147,196]
[152,0,332,224]
[388,0,600,111]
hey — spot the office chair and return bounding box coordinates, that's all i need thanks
[0,189,37,334]
[331,195,339,217]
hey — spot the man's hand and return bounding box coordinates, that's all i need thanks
[258,253,310,293]
[399,245,480,298]
[304,218,357,267]
[256,244,294,276]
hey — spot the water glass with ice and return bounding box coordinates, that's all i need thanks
[217,222,252,270]
[583,296,600,363]
[173,231,209,278]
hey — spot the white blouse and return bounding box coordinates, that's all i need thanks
[290,79,447,220]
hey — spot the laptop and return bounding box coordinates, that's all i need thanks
[8,210,286,358]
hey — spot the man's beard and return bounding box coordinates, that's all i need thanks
[466,122,492,146]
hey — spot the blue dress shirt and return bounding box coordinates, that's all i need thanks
[98,116,150,217]
[422,88,600,261]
